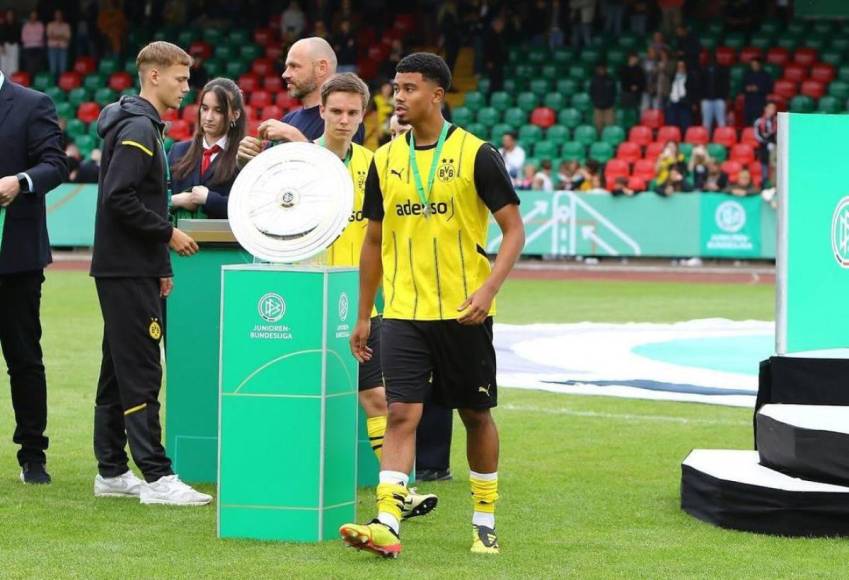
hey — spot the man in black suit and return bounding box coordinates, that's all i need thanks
[0,70,69,484]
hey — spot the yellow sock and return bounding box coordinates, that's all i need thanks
[367,415,387,460]
[470,471,499,527]
[376,480,408,534]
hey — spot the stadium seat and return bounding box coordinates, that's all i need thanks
[190,40,212,60]
[820,51,843,67]
[831,37,849,53]
[274,93,299,112]
[793,48,818,67]
[503,107,527,128]
[476,107,500,129]
[782,63,807,83]
[644,142,665,160]
[615,107,638,128]
[249,90,272,109]
[748,161,763,187]
[490,123,513,145]
[529,79,551,99]
[543,92,565,111]
[558,108,583,130]
[45,86,65,103]
[73,56,97,76]
[464,91,485,112]
[721,160,742,181]
[724,32,746,51]
[10,71,30,86]
[640,109,664,130]
[533,140,558,159]
[818,95,841,114]
[452,109,472,129]
[589,142,614,163]
[213,45,233,62]
[516,92,539,114]
[181,104,199,123]
[684,126,709,145]
[262,105,283,121]
[627,176,647,192]
[730,143,755,165]
[466,123,487,139]
[177,29,197,47]
[628,125,653,147]
[94,88,117,106]
[518,124,543,146]
[776,36,799,52]
[571,93,592,114]
[560,141,586,162]
[739,47,762,64]
[656,125,681,143]
[749,33,773,51]
[83,73,105,92]
[616,142,641,163]
[707,143,727,162]
[238,73,260,93]
[567,64,589,82]
[254,28,274,46]
[240,44,263,62]
[828,80,849,100]
[167,120,192,141]
[98,57,119,76]
[108,72,133,92]
[75,134,97,157]
[203,28,224,44]
[633,159,656,181]
[57,72,81,92]
[54,101,74,121]
[161,109,179,122]
[601,125,625,146]
[530,107,556,129]
[490,91,512,112]
[604,159,629,187]
[715,46,736,67]
[263,76,283,93]
[739,128,758,148]
[224,62,243,79]
[773,80,798,100]
[573,124,598,147]
[789,94,815,113]
[766,47,790,67]
[811,63,836,84]
[546,125,570,145]
[800,80,826,99]
[67,87,90,108]
[65,118,87,139]
[77,102,101,124]
[556,78,579,95]
[251,58,275,77]
[712,127,737,148]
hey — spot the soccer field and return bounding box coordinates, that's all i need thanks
[2,271,848,578]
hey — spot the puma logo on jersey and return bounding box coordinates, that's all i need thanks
[390,168,404,179]
[478,384,492,397]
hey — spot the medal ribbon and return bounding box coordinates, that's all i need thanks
[409,121,451,214]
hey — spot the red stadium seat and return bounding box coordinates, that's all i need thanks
[190,41,212,59]
[265,45,283,62]
[730,143,755,165]
[530,107,556,129]
[627,176,647,192]
[721,160,742,181]
[263,76,283,92]
[10,71,30,86]
[712,126,737,148]
[58,72,82,91]
[108,72,133,92]
[684,126,709,145]
[628,125,653,147]
[739,47,762,64]
[715,46,736,67]
[633,159,656,181]
[782,63,807,83]
[181,104,199,123]
[766,94,788,112]
[604,159,630,188]
[793,47,818,67]
[644,142,665,161]
[773,80,798,100]
[616,142,641,163]
[167,120,192,141]
[161,109,179,122]
[247,119,262,137]
[251,58,275,77]
[766,47,790,67]
[749,161,763,187]
[73,56,96,76]
[243,105,259,121]
[238,73,259,93]
[275,93,299,111]
[640,109,664,130]
[254,28,274,46]
[262,105,283,120]
[801,79,826,99]
[249,90,272,109]
[810,63,835,84]
[656,125,681,143]
[77,102,101,124]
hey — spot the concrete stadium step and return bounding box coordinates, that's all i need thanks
[681,449,849,537]
[757,404,849,486]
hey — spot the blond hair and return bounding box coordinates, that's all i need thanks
[320,73,370,110]
[136,41,192,74]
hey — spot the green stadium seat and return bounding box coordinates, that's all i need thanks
[777,36,799,51]
[83,73,104,92]
[588,142,613,163]
[229,29,251,46]
[529,78,550,98]
[502,78,521,94]
[817,95,841,114]
[514,64,535,83]
[466,123,487,139]
[560,141,586,162]
[706,22,724,35]
[789,95,815,113]
[66,118,86,139]
[543,92,565,111]
[476,107,500,129]
[750,33,773,50]
[533,140,558,159]
[567,64,589,82]
[546,124,570,145]
[839,66,849,83]
[730,64,746,85]
[98,57,119,76]
[241,44,263,62]
[464,91,485,112]
[832,38,849,52]
[615,108,638,128]
[699,36,718,51]
[124,59,138,76]
[68,88,89,108]
[579,48,601,66]
[802,37,827,52]
[723,33,746,51]
[75,134,96,157]
[203,28,224,44]
[601,125,625,146]
[812,21,834,35]
[821,51,844,67]
[503,107,527,127]
[764,63,781,79]
[55,101,74,120]
[558,108,583,129]
[617,34,639,51]
[177,29,197,47]
[32,72,52,92]
[94,87,118,106]
[45,86,66,103]
[507,47,524,64]
[490,123,513,145]
[570,93,592,114]
[121,88,136,99]
[205,59,224,78]
[678,142,693,161]
[224,61,244,79]
[759,20,782,36]
[452,106,473,127]
[88,121,99,138]
[476,78,491,94]
[556,78,579,95]
[539,64,560,79]
[527,47,548,65]
[606,48,627,71]
[552,48,572,67]
[184,89,197,105]
[518,124,543,147]
[214,45,234,62]
[489,91,512,112]
[573,124,597,147]
[787,22,807,36]
[516,92,539,114]
[828,80,849,100]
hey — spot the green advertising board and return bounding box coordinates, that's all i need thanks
[218,265,359,542]
[777,113,849,354]
[699,194,762,258]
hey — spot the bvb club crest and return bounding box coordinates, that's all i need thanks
[148,319,162,340]
[437,158,455,182]
[356,170,367,191]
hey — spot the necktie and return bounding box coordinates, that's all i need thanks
[201,144,222,176]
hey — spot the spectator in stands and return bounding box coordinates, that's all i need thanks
[548,0,566,49]
[702,160,729,192]
[170,78,246,219]
[641,45,658,111]
[673,24,701,71]
[610,175,635,196]
[389,113,410,139]
[729,169,757,196]
[754,102,777,187]
[499,131,526,185]
[742,58,772,126]
[627,0,649,36]
[188,52,209,91]
[570,0,596,50]
[77,0,99,58]
[527,0,549,47]
[619,52,645,117]
[578,159,602,190]
[281,0,307,37]
[650,31,668,55]
[517,162,537,190]
[380,38,404,79]
[590,62,617,134]
[374,81,394,140]
[333,19,357,73]
[438,1,461,75]
[655,140,686,186]
[603,0,625,36]
[0,10,20,76]
[533,159,555,192]
[666,59,698,134]
[699,53,729,135]
[20,11,45,77]
[65,143,100,184]
[483,15,508,92]
[658,0,683,37]
[557,160,585,191]
[46,11,70,79]
[650,48,673,111]
[656,167,692,196]
[97,0,126,57]
[688,145,711,189]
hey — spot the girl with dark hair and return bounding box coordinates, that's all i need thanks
[169,78,246,219]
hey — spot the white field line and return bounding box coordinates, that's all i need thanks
[498,403,749,427]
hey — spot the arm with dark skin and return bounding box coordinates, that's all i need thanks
[349,219,383,362]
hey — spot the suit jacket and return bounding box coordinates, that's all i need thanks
[0,79,68,274]
[167,140,236,219]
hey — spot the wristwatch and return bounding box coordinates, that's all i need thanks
[16,173,30,194]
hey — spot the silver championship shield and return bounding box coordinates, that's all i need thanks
[228,142,355,263]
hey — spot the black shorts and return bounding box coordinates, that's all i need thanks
[358,316,383,391]
[380,317,497,410]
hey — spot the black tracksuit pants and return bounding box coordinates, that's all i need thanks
[94,277,173,482]
[0,271,48,466]
[416,398,453,473]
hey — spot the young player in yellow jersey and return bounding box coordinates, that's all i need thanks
[339,54,525,558]
[318,73,437,522]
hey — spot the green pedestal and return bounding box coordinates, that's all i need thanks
[165,220,252,483]
[218,265,359,542]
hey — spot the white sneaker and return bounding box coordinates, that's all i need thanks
[139,475,212,506]
[94,470,144,498]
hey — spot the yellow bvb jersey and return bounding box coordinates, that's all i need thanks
[327,142,373,266]
[365,125,518,321]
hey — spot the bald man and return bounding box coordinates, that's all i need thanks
[238,37,364,166]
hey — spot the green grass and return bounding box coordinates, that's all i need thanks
[5,271,846,578]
